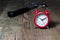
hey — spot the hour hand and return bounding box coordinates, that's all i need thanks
[40,18,46,21]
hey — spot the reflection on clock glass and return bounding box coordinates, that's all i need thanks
[36,14,48,27]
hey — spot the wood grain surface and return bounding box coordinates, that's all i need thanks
[0,0,60,40]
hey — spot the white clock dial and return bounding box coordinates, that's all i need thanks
[36,14,48,27]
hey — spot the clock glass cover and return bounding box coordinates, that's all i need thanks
[36,14,48,27]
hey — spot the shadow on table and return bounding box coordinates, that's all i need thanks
[34,21,59,29]
[48,21,59,28]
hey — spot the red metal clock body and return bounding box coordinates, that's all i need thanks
[33,9,50,28]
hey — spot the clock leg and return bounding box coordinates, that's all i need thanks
[47,26,49,29]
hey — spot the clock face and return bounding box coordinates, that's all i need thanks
[35,14,48,27]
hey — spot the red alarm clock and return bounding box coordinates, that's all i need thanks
[33,9,50,28]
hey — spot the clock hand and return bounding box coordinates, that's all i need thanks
[39,18,45,25]
[40,17,46,21]
[42,18,46,21]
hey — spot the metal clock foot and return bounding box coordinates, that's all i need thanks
[47,26,49,29]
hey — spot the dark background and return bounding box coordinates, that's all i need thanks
[0,0,60,15]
